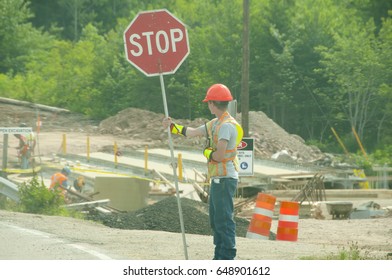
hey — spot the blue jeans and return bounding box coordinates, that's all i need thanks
[209,177,237,260]
[21,154,29,169]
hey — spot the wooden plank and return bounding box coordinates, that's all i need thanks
[153,169,175,189]
[192,182,208,201]
[64,199,110,210]
[58,185,122,213]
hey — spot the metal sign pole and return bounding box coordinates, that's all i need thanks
[159,72,189,260]
[2,135,8,172]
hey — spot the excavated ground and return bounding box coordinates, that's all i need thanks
[2,100,318,242]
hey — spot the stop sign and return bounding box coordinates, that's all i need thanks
[123,9,190,76]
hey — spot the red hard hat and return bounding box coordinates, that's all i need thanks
[202,84,233,102]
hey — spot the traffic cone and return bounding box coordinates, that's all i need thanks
[246,193,276,240]
[276,201,299,241]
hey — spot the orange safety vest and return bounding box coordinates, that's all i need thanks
[205,111,243,178]
[50,172,68,195]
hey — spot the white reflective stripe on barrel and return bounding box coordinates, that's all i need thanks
[278,214,299,222]
[246,231,269,240]
[254,207,274,217]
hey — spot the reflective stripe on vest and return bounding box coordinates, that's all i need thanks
[206,111,242,177]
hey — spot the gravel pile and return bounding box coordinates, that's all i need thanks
[88,196,251,237]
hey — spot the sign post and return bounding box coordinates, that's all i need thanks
[124,9,190,259]
[1,127,33,173]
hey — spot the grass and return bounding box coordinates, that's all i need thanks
[301,241,389,260]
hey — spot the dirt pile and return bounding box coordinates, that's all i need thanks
[237,111,323,162]
[98,107,208,148]
[98,107,324,162]
[88,196,251,237]
[0,99,324,162]
[0,103,98,133]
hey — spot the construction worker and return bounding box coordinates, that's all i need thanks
[163,83,243,260]
[13,123,36,169]
[49,166,71,197]
[72,176,85,193]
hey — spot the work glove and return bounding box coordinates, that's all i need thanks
[170,123,187,136]
[203,147,214,161]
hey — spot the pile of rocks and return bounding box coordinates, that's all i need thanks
[88,196,250,237]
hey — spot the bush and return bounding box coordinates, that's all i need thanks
[0,194,12,209]
[371,145,392,166]
[17,176,67,215]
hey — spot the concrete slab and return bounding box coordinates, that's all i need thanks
[93,176,150,212]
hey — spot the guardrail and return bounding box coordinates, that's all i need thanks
[0,176,19,202]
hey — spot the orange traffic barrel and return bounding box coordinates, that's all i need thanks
[246,193,276,240]
[276,201,300,241]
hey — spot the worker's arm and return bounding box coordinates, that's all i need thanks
[162,117,204,138]
[183,126,204,137]
[204,123,235,162]
[210,139,228,162]
[62,180,70,189]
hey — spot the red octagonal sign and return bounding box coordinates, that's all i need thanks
[123,9,190,77]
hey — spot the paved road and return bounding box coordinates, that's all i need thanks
[0,221,114,260]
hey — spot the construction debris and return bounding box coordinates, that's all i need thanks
[292,174,326,204]
[350,201,389,219]
[64,199,110,211]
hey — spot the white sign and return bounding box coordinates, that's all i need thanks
[237,137,254,176]
[0,127,33,134]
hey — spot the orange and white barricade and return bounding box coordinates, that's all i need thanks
[246,193,276,240]
[276,201,300,241]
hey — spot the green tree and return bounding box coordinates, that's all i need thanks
[2,0,392,152]
[374,15,392,147]
[29,0,136,40]
[249,0,337,141]
[0,0,52,73]
[317,18,390,149]
[180,0,243,119]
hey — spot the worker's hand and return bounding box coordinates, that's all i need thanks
[203,147,214,161]
[163,117,187,136]
[162,117,172,129]
[170,123,187,136]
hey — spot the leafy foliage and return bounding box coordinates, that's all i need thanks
[0,0,391,156]
[17,176,67,215]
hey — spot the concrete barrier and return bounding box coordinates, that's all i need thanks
[93,176,150,212]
